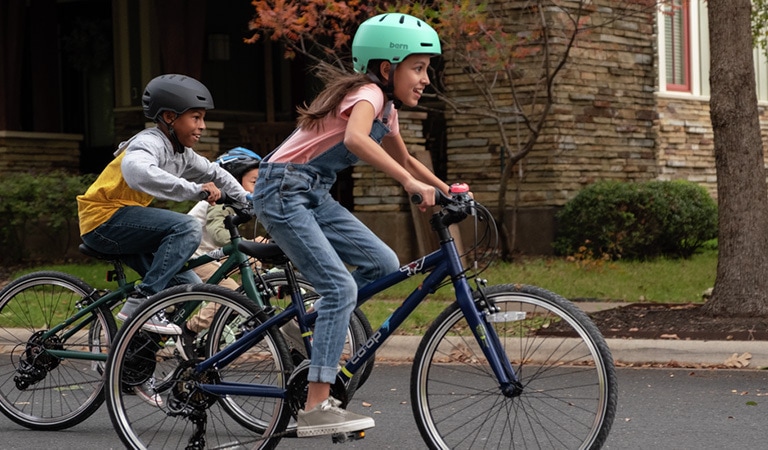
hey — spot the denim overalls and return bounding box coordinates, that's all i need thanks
[252,118,400,384]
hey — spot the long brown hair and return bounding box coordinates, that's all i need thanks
[297,63,378,132]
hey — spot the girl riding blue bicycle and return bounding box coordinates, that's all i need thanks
[252,12,449,437]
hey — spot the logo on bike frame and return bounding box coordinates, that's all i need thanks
[399,257,425,277]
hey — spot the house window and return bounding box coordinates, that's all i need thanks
[663,0,690,92]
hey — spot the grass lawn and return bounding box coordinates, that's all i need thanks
[7,246,717,334]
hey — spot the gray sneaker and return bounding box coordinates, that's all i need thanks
[296,397,374,437]
[117,295,181,335]
[116,294,144,322]
[133,376,164,408]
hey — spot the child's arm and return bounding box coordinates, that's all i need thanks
[205,205,234,247]
[344,101,437,207]
[381,133,450,195]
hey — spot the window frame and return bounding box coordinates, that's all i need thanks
[663,0,691,92]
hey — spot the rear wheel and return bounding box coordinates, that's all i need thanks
[255,271,375,394]
[0,271,116,430]
[105,283,292,450]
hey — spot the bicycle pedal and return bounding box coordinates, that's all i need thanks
[331,430,366,443]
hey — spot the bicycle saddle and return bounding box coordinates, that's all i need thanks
[237,241,289,265]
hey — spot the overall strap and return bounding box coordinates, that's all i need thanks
[382,100,394,125]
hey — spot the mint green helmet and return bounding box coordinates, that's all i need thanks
[352,13,441,74]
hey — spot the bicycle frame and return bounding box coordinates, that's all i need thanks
[192,214,519,399]
[43,213,266,362]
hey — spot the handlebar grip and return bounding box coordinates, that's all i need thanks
[199,190,231,205]
[411,193,423,204]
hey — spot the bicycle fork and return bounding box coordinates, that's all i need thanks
[456,277,524,397]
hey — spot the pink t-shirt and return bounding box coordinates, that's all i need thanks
[270,84,399,164]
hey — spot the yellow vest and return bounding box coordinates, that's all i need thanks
[76,152,154,235]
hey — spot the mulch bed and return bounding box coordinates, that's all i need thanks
[586,302,768,341]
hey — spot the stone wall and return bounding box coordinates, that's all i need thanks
[352,111,430,213]
[655,96,717,195]
[444,1,658,212]
[0,130,82,175]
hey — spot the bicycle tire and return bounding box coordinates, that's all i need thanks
[0,270,117,430]
[105,284,292,450]
[411,283,618,450]
[351,307,375,389]
[255,271,375,394]
[204,294,297,436]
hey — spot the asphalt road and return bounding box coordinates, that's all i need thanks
[1,365,767,449]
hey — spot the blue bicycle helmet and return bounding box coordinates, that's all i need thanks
[216,147,262,182]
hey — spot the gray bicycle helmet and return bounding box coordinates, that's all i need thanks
[142,74,215,121]
[215,147,262,183]
[352,13,441,74]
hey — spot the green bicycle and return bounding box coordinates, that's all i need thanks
[0,204,373,431]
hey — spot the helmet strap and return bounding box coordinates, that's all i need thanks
[367,65,403,111]
[159,114,185,154]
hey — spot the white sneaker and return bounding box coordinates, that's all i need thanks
[280,319,307,354]
[296,397,374,437]
[141,311,182,335]
[118,295,181,335]
[134,377,164,408]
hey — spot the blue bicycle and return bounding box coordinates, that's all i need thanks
[104,185,618,449]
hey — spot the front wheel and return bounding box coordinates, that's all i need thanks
[0,271,116,430]
[411,284,617,449]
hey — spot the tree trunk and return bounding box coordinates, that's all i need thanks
[703,0,768,316]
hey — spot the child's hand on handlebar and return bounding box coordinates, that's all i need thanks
[405,181,436,212]
[201,182,222,205]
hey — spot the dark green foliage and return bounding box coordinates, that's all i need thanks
[0,171,96,262]
[553,180,718,260]
[0,171,203,263]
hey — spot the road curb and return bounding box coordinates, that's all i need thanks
[375,336,768,368]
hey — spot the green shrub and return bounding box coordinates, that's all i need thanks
[0,171,205,263]
[0,171,96,262]
[553,180,718,260]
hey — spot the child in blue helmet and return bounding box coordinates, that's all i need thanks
[177,147,264,359]
[251,13,450,437]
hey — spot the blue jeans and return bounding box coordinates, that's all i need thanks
[81,206,202,295]
[253,163,399,384]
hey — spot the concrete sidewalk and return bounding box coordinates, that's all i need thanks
[375,302,768,368]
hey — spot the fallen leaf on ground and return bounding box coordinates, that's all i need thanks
[724,352,752,368]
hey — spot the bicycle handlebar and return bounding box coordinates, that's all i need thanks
[410,183,471,207]
[198,190,237,205]
[410,183,475,230]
